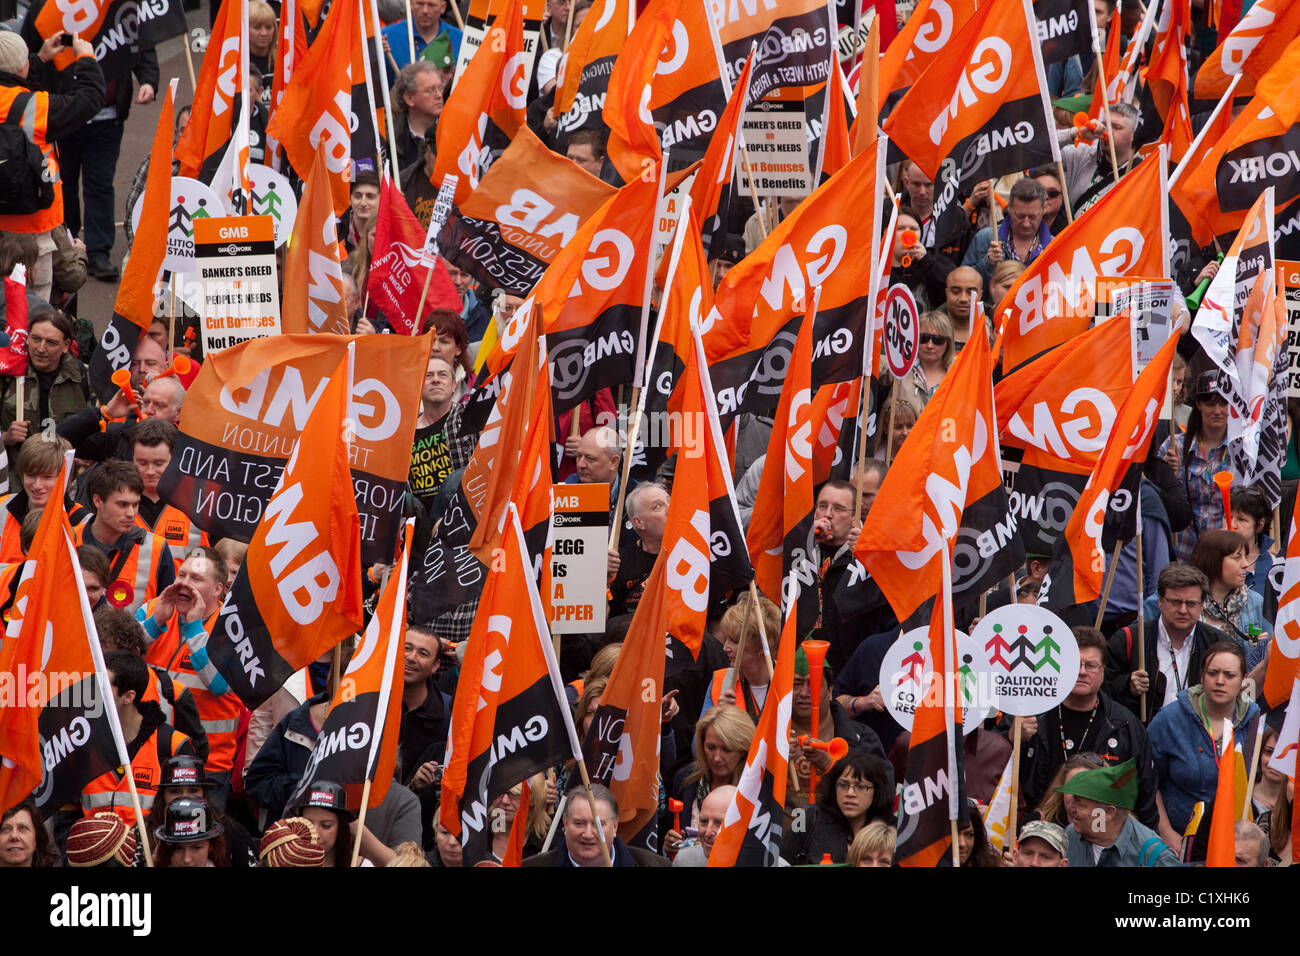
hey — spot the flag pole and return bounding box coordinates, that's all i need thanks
[350,777,374,866]
[403,0,417,63]
[447,0,465,30]
[1090,12,1122,187]
[1092,542,1123,629]
[62,447,154,866]
[563,0,576,47]
[1007,716,1022,849]
[1240,716,1266,819]
[370,0,403,174]
[855,184,895,524]
[1168,74,1241,190]
[1136,488,1147,722]
[942,537,960,868]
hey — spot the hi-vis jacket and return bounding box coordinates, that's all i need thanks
[81,700,194,825]
[0,53,106,235]
[74,522,174,610]
[135,503,209,569]
[138,601,243,774]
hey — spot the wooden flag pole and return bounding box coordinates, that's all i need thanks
[1241,722,1266,819]
[168,273,179,358]
[182,40,198,93]
[564,0,576,47]
[1092,541,1124,629]
[853,384,872,525]
[1056,161,1076,223]
[447,0,465,30]
[1008,716,1023,850]
[350,777,374,867]
[607,385,643,554]
[882,378,900,466]
[403,0,417,63]
[14,370,24,433]
[747,581,774,677]
[1137,522,1148,723]
[574,758,614,867]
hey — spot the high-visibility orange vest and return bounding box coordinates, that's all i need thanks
[80,724,191,826]
[708,668,762,721]
[141,600,243,774]
[0,85,63,235]
[0,496,22,565]
[136,504,209,570]
[72,522,169,611]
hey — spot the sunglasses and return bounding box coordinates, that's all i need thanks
[919,333,949,345]
[1043,189,1062,199]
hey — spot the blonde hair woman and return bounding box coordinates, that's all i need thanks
[664,705,755,855]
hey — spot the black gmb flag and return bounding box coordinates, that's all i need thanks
[1032,0,1096,66]
[440,506,583,865]
[286,521,412,816]
[884,0,1060,240]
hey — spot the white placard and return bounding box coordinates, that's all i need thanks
[970,604,1081,717]
[881,628,995,734]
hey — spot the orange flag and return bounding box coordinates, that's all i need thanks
[175,0,244,178]
[268,0,308,169]
[1169,76,1239,246]
[878,0,980,112]
[1144,0,1195,161]
[1053,334,1178,605]
[202,349,365,709]
[854,321,1007,625]
[1204,720,1237,867]
[554,0,633,117]
[89,81,176,400]
[441,505,584,864]
[603,0,681,183]
[265,0,362,216]
[687,49,753,248]
[285,519,413,815]
[1194,0,1300,102]
[432,0,528,207]
[707,574,798,867]
[849,9,880,154]
[818,62,853,181]
[281,146,349,336]
[0,457,123,814]
[1264,516,1300,707]
[997,151,1168,372]
[1087,2,1124,121]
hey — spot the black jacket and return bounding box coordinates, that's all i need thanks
[244,691,329,826]
[521,832,670,867]
[832,629,906,755]
[1105,620,1226,723]
[2,53,105,142]
[1019,692,1160,830]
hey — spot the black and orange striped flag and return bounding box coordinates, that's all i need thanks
[281,145,350,335]
[175,0,244,178]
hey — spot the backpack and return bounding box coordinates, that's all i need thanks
[0,92,56,216]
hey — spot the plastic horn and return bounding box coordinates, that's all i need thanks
[796,735,850,762]
[900,228,918,268]
[110,368,138,407]
[173,355,193,375]
[668,798,684,834]
[184,327,196,348]
[1071,111,1090,145]
[1213,471,1233,528]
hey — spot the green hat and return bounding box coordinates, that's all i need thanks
[793,644,834,682]
[1053,94,1093,114]
[1054,758,1138,810]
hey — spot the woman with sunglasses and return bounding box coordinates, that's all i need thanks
[913,311,955,397]
[1160,369,1233,561]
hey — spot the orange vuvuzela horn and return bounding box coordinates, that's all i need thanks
[1214,471,1233,528]
[900,229,918,267]
[797,735,849,761]
[110,368,138,406]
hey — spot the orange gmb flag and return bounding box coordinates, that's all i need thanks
[554,0,632,116]
[432,0,528,206]
[1204,720,1237,867]
[441,505,583,864]
[1193,0,1300,102]
[878,0,980,113]
[281,145,349,335]
[603,0,681,183]
[746,291,816,636]
[997,151,1168,371]
[0,459,121,814]
[883,0,1058,236]
[285,520,413,815]
[175,0,244,178]
[1178,37,1300,243]
[1169,78,1239,246]
[266,0,362,216]
[1144,0,1195,160]
[201,349,364,710]
[854,324,1008,625]
[33,0,113,70]
[708,142,886,429]
[268,0,308,167]
[687,49,753,252]
[89,81,176,400]
[1053,334,1178,605]
[708,572,799,868]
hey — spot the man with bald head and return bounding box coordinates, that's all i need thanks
[671,785,736,866]
[943,266,985,351]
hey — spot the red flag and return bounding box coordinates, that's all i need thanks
[201,349,365,709]
[265,0,362,216]
[432,0,529,207]
[0,266,28,378]
[366,178,462,335]
[707,574,798,867]
[175,0,244,177]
